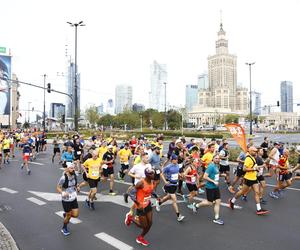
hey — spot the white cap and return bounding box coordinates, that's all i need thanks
[66,162,74,168]
[108,145,113,149]
[175,139,181,144]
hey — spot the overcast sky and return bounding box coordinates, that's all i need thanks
[1,0,300,121]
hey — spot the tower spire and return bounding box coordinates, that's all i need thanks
[220,10,224,31]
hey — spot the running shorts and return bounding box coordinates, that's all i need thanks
[278,173,292,182]
[219,164,230,173]
[62,199,78,212]
[88,178,100,189]
[163,185,177,194]
[103,167,114,177]
[186,183,198,192]
[206,188,220,202]
[244,179,258,187]
[136,202,152,216]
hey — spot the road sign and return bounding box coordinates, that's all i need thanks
[0,47,6,54]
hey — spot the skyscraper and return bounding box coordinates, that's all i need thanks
[197,72,209,90]
[50,103,65,119]
[280,81,293,112]
[185,85,198,111]
[252,91,262,115]
[66,60,80,118]
[149,61,167,111]
[115,85,133,114]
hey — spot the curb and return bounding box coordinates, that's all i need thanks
[0,222,19,250]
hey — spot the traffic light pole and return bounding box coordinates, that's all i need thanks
[43,74,46,131]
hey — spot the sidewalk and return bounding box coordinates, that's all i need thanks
[0,222,19,250]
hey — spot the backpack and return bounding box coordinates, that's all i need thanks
[62,173,77,189]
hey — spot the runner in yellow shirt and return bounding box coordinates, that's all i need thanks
[118,143,133,181]
[98,141,108,161]
[83,151,102,210]
[2,134,11,164]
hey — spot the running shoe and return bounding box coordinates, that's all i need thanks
[124,212,133,226]
[256,209,269,215]
[228,186,235,194]
[241,195,247,202]
[228,199,234,210]
[177,214,185,222]
[198,188,205,195]
[187,203,197,213]
[213,218,224,225]
[21,164,24,169]
[85,199,90,208]
[269,191,279,199]
[155,199,161,212]
[61,227,70,236]
[123,193,129,203]
[27,170,31,175]
[136,235,149,246]
[90,202,95,210]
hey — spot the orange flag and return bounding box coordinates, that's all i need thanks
[224,123,247,152]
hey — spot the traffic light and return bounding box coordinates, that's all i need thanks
[62,114,65,123]
[277,101,280,107]
[47,83,51,93]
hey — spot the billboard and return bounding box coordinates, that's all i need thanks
[0,55,11,115]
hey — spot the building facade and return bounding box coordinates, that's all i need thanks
[132,103,145,112]
[66,60,80,118]
[197,72,209,90]
[50,103,65,119]
[185,85,198,112]
[11,73,20,129]
[149,61,167,111]
[115,85,133,114]
[264,112,300,130]
[280,81,293,112]
[188,21,248,127]
[252,91,262,115]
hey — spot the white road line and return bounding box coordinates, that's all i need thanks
[95,232,133,250]
[26,197,46,206]
[55,211,82,224]
[0,188,18,194]
[193,196,243,209]
[29,162,45,166]
[266,183,300,192]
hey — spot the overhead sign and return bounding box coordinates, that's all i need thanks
[0,47,6,54]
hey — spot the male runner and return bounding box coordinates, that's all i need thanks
[102,145,116,195]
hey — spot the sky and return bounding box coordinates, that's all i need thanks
[1,0,300,121]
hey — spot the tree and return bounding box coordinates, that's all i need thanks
[224,114,239,124]
[85,105,99,127]
[167,109,181,130]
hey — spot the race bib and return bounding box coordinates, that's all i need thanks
[215,174,219,181]
[91,166,100,177]
[68,192,77,200]
[178,164,183,169]
[102,164,108,169]
[77,151,81,155]
[171,173,178,181]
[156,169,161,174]
[191,176,196,183]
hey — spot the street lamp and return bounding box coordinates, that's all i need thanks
[67,21,85,131]
[43,74,47,131]
[140,114,143,132]
[163,82,167,130]
[28,101,32,123]
[246,62,255,135]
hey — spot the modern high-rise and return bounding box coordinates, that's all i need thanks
[149,61,167,111]
[50,103,65,119]
[106,99,114,115]
[132,103,145,112]
[252,91,262,115]
[97,103,104,115]
[115,85,133,114]
[185,85,198,111]
[280,81,293,112]
[66,60,80,118]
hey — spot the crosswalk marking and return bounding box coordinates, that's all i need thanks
[29,162,45,166]
[94,232,133,250]
[0,187,18,194]
[26,197,46,206]
[55,211,82,224]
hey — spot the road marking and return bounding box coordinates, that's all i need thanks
[0,188,18,194]
[94,232,133,250]
[26,197,46,206]
[193,196,243,209]
[266,183,300,192]
[55,211,82,224]
[29,162,45,166]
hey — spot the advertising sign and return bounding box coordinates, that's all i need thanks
[0,55,11,115]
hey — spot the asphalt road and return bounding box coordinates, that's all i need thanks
[0,147,300,250]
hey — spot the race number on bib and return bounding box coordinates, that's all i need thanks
[69,192,77,200]
[215,174,220,181]
[191,176,196,183]
[171,173,178,181]
[77,151,81,155]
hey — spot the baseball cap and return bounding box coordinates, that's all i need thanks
[171,154,178,160]
[66,162,74,168]
[175,139,181,144]
[274,142,280,146]
[108,145,113,149]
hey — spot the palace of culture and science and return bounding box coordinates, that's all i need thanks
[188,21,248,126]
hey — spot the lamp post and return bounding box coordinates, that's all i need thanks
[28,101,32,123]
[163,82,167,130]
[67,21,85,132]
[140,114,143,132]
[246,62,255,135]
[43,74,46,131]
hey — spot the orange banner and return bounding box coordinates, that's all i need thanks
[224,123,247,152]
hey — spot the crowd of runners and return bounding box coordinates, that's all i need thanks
[1,129,300,247]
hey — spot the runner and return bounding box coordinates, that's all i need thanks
[52,135,62,164]
[256,147,267,204]
[61,146,74,168]
[2,134,10,164]
[229,146,269,215]
[269,149,292,199]
[155,154,185,222]
[219,142,231,188]
[21,138,32,175]
[264,142,280,178]
[73,138,84,174]
[0,138,3,168]
[56,163,79,236]
[183,158,199,212]
[125,168,158,247]
[102,145,116,195]
[83,150,102,210]
[118,142,132,181]
[194,154,224,225]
